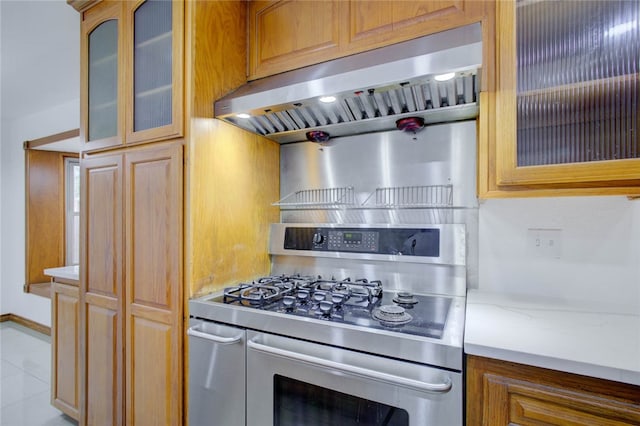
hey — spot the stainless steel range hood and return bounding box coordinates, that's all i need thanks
[215,24,482,144]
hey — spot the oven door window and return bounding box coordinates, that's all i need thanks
[274,375,409,426]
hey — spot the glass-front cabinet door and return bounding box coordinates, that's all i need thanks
[494,0,640,190]
[81,1,123,150]
[125,0,183,144]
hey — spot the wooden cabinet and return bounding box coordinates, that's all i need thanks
[51,276,80,421]
[72,1,281,424]
[80,152,124,425]
[123,142,183,425]
[124,0,183,144]
[80,0,183,151]
[467,355,640,425]
[248,0,341,79]
[480,0,640,196]
[248,0,486,79]
[81,1,123,151]
[80,141,183,426]
[342,0,485,53]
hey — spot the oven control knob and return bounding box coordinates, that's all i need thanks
[312,233,324,245]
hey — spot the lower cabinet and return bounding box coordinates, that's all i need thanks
[51,278,80,420]
[466,355,640,425]
[80,141,183,425]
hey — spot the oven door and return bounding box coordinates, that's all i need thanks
[246,330,462,426]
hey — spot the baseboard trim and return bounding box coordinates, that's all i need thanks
[0,313,51,336]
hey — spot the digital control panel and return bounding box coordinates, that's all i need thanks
[283,226,440,257]
[327,230,378,252]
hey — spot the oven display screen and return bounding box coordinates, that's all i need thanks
[343,232,362,243]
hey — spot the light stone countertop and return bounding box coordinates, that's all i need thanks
[464,289,640,386]
[43,265,79,282]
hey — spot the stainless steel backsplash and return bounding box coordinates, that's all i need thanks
[274,120,479,292]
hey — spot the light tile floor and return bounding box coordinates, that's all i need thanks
[0,321,77,426]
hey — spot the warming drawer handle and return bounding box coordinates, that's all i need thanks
[247,338,452,394]
[187,325,243,344]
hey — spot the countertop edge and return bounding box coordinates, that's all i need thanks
[43,266,79,282]
[464,342,640,387]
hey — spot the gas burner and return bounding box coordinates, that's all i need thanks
[240,285,282,303]
[393,291,419,305]
[222,283,253,300]
[372,305,413,326]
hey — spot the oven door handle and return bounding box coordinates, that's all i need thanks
[247,338,452,394]
[187,325,243,344]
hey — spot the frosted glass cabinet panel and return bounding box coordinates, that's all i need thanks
[516,0,639,167]
[88,20,118,142]
[133,0,173,132]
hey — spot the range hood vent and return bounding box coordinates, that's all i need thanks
[215,24,482,144]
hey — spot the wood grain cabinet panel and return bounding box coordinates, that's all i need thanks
[248,0,486,79]
[80,0,183,151]
[51,281,80,420]
[85,305,120,426]
[344,0,471,45]
[80,142,183,426]
[248,0,341,79]
[123,0,184,145]
[467,355,640,426]
[80,1,123,151]
[124,142,183,426]
[481,0,640,196]
[80,154,124,426]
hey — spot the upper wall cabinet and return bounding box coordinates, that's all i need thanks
[124,0,183,144]
[487,0,640,193]
[248,0,486,80]
[81,1,123,151]
[248,1,342,79]
[80,0,183,152]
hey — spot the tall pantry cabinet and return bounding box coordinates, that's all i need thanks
[70,0,280,424]
[80,142,182,425]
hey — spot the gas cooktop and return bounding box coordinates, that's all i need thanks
[189,224,467,371]
[210,274,452,340]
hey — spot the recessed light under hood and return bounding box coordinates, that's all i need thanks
[214,24,482,144]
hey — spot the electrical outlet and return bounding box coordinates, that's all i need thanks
[527,228,562,259]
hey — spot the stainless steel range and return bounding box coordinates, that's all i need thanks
[189,223,467,426]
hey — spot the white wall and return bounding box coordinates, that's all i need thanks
[0,99,79,326]
[0,0,79,325]
[478,196,640,313]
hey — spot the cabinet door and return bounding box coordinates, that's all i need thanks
[124,142,183,425]
[124,0,184,144]
[51,281,80,420]
[248,0,486,79]
[81,1,123,151]
[342,0,485,52]
[80,154,124,426]
[248,0,341,79]
[493,0,640,190]
[467,356,640,425]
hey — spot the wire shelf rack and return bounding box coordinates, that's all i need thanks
[273,187,357,209]
[274,185,455,210]
[363,185,453,208]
